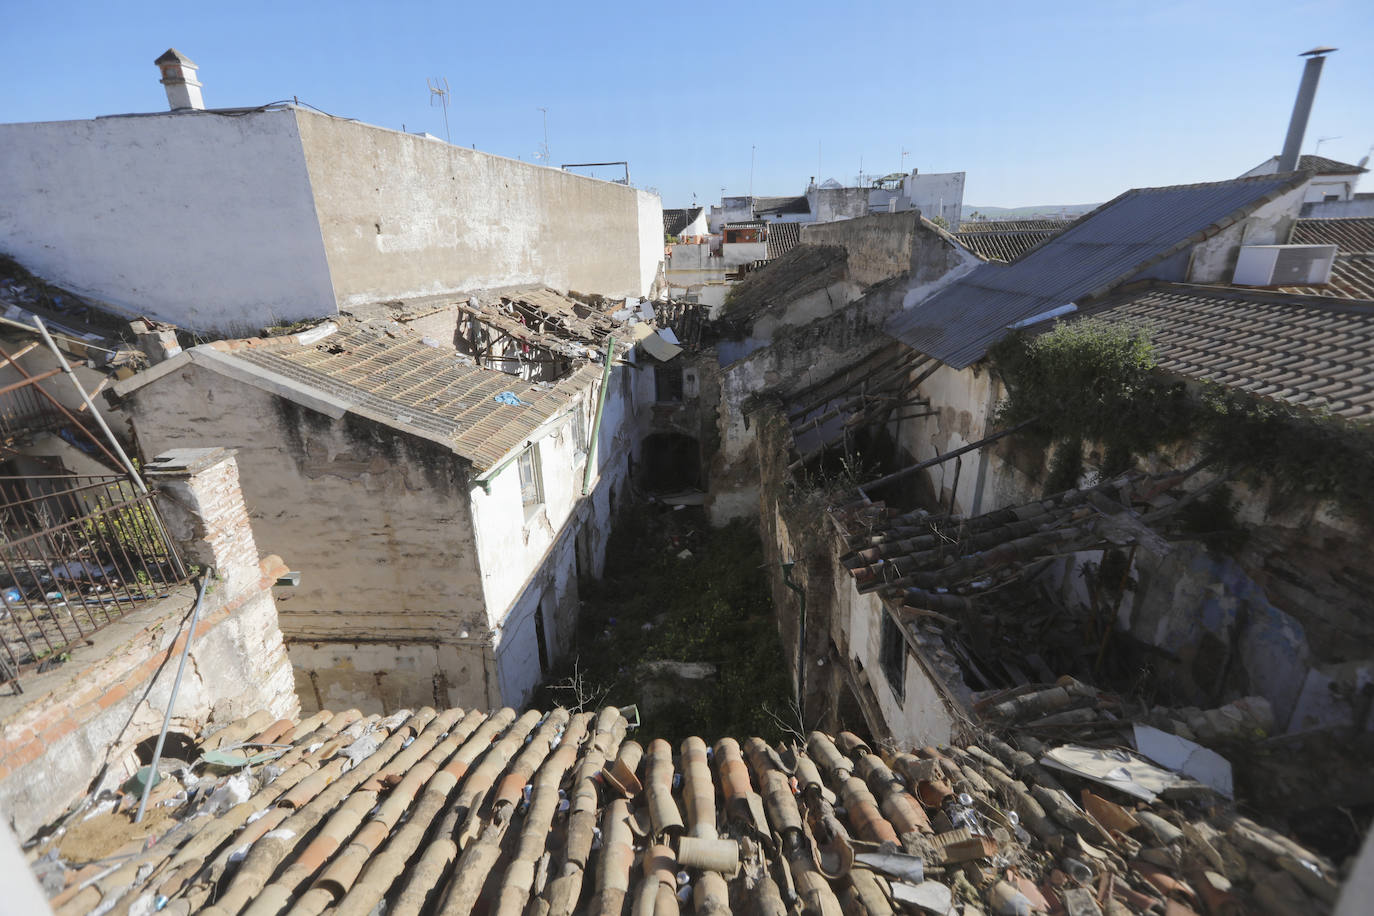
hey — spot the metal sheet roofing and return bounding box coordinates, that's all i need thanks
[220,326,595,472]
[887,174,1308,368]
[1086,283,1374,419]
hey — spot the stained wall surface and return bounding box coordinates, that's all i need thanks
[0,109,336,336]
[295,110,662,308]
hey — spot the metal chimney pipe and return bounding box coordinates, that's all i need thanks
[1278,47,1336,172]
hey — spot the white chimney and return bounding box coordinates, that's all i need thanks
[155,48,204,111]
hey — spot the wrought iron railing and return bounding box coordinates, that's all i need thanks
[0,475,189,691]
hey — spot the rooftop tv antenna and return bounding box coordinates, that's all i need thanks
[535,107,550,164]
[1313,135,1341,156]
[427,77,451,143]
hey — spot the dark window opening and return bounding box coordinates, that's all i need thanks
[654,363,684,403]
[880,612,907,701]
[534,601,551,674]
[640,432,702,493]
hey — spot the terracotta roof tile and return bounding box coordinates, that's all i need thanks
[1088,284,1374,419]
[223,325,597,471]
[30,703,1345,914]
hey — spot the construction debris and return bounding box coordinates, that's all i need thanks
[23,704,1347,914]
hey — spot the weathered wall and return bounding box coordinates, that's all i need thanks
[0,582,296,838]
[709,280,910,524]
[755,405,961,746]
[801,211,978,289]
[901,359,1374,736]
[120,364,491,713]
[0,448,297,838]
[0,109,336,336]
[808,187,869,223]
[1302,197,1374,218]
[1187,186,1306,284]
[476,355,654,707]
[295,110,661,306]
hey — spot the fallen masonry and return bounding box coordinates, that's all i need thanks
[23,704,1348,915]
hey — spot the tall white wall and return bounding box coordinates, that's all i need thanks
[903,171,965,227]
[0,109,336,336]
[295,110,661,306]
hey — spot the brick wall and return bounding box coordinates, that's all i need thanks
[0,449,298,838]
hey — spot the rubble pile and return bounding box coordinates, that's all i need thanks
[23,703,1350,915]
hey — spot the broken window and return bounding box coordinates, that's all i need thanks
[880,611,907,701]
[655,363,684,403]
[518,445,544,514]
[571,406,588,457]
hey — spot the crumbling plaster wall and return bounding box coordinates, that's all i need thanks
[0,109,335,336]
[122,365,491,713]
[0,449,297,839]
[754,404,961,746]
[900,358,1374,734]
[294,109,662,307]
[472,356,654,708]
[801,211,975,289]
[1186,185,1306,284]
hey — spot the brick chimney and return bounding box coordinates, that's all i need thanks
[155,48,204,111]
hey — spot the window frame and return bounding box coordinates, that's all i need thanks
[517,444,544,517]
[879,611,907,702]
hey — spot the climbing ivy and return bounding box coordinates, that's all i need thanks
[989,318,1374,522]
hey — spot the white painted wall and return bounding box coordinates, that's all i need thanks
[637,189,667,293]
[723,241,767,268]
[902,171,965,228]
[472,352,657,707]
[0,109,336,336]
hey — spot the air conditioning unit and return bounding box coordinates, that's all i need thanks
[1232,244,1337,286]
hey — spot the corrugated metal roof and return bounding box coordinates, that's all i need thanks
[221,326,595,472]
[887,174,1308,368]
[1085,283,1374,419]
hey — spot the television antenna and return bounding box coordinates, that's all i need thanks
[535,107,550,164]
[1313,135,1341,156]
[427,77,451,143]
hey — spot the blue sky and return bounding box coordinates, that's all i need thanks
[2,0,1370,209]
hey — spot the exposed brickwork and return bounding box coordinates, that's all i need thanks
[0,449,299,837]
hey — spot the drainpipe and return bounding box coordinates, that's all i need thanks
[582,335,616,496]
[135,568,213,823]
[781,562,806,716]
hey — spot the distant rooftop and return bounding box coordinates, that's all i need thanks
[888,173,1308,368]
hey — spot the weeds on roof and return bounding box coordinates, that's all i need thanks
[991,319,1374,523]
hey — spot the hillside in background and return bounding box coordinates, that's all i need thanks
[961,202,1100,222]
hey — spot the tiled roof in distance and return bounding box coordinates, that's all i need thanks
[887,173,1308,369]
[1291,217,1374,252]
[1281,254,1374,301]
[29,703,1344,915]
[765,221,802,260]
[220,325,595,472]
[954,227,1065,262]
[1087,283,1374,418]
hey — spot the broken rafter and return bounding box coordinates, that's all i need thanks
[859,419,1038,491]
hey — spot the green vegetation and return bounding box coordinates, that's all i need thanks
[990,318,1374,522]
[533,509,793,745]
